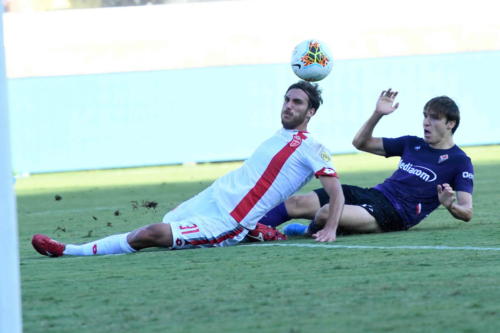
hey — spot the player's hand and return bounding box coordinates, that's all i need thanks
[312,228,337,242]
[437,183,456,209]
[375,88,399,115]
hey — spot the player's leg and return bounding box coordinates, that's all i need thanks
[32,223,173,257]
[311,204,382,233]
[285,192,323,219]
[33,187,216,257]
[259,190,324,227]
[127,223,173,249]
[284,185,391,236]
[285,204,382,236]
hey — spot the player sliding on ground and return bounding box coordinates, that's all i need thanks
[260,89,474,236]
[32,81,345,257]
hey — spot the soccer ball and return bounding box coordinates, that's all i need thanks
[291,39,333,82]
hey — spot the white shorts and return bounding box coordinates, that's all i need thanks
[162,186,248,250]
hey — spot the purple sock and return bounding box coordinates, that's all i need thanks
[259,202,291,227]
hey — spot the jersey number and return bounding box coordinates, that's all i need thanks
[180,223,200,235]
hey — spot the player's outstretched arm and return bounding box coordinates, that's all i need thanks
[437,184,473,222]
[352,89,400,156]
[312,176,345,242]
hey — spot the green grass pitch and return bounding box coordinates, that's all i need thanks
[17,145,500,333]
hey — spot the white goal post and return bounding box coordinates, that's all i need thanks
[0,8,22,333]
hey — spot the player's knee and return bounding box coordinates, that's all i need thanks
[285,195,301,216]
[314,205,329,226]
[286,194,318,218]
[144,224,171,241]
[130,223,171,247]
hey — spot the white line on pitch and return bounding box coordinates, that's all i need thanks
[22,243,500,264]
[245,243,500,251]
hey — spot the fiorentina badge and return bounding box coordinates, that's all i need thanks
[438,154,449,164]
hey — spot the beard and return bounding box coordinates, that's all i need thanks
[281,112,307,130]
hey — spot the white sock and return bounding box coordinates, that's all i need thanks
[63,233,137,256]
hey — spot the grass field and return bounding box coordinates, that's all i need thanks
[16,145,500,333]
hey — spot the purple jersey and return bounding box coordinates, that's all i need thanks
[374,136,474,228]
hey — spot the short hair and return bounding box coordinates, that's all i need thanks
[286,81,323,111]
[424,96,460,133]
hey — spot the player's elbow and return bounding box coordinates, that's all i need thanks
[352,137,377,153]
[463,209,473,222]
[461,216,472,222]
[459,208,473,222]
[352,138,366,151]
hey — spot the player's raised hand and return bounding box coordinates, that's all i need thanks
[375,88,399,115]
[437,183,456,209]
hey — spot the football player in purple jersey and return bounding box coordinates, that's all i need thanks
[259,89,474,238]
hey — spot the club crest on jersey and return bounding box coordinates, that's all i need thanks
[414,145,421,150]
[175,238,185,247]
[321,151,331,162]
[289,134,302,148]
[438,154,448,164]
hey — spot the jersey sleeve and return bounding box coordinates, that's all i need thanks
[303,143,338,178]
[382,136,411,157]
[453,157,474,194]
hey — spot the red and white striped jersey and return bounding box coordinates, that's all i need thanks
[212,128,337,230]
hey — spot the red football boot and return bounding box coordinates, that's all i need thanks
[246,223,287,242]
[32,234,66,257]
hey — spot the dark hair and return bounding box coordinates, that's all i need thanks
[424,96,460,133]
[286,81,323,111]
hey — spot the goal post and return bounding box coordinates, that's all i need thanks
[0,7,22,333]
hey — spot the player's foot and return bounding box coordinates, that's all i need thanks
[32,234,65,257]
[283,223,308,236]
[246,223,287,242]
